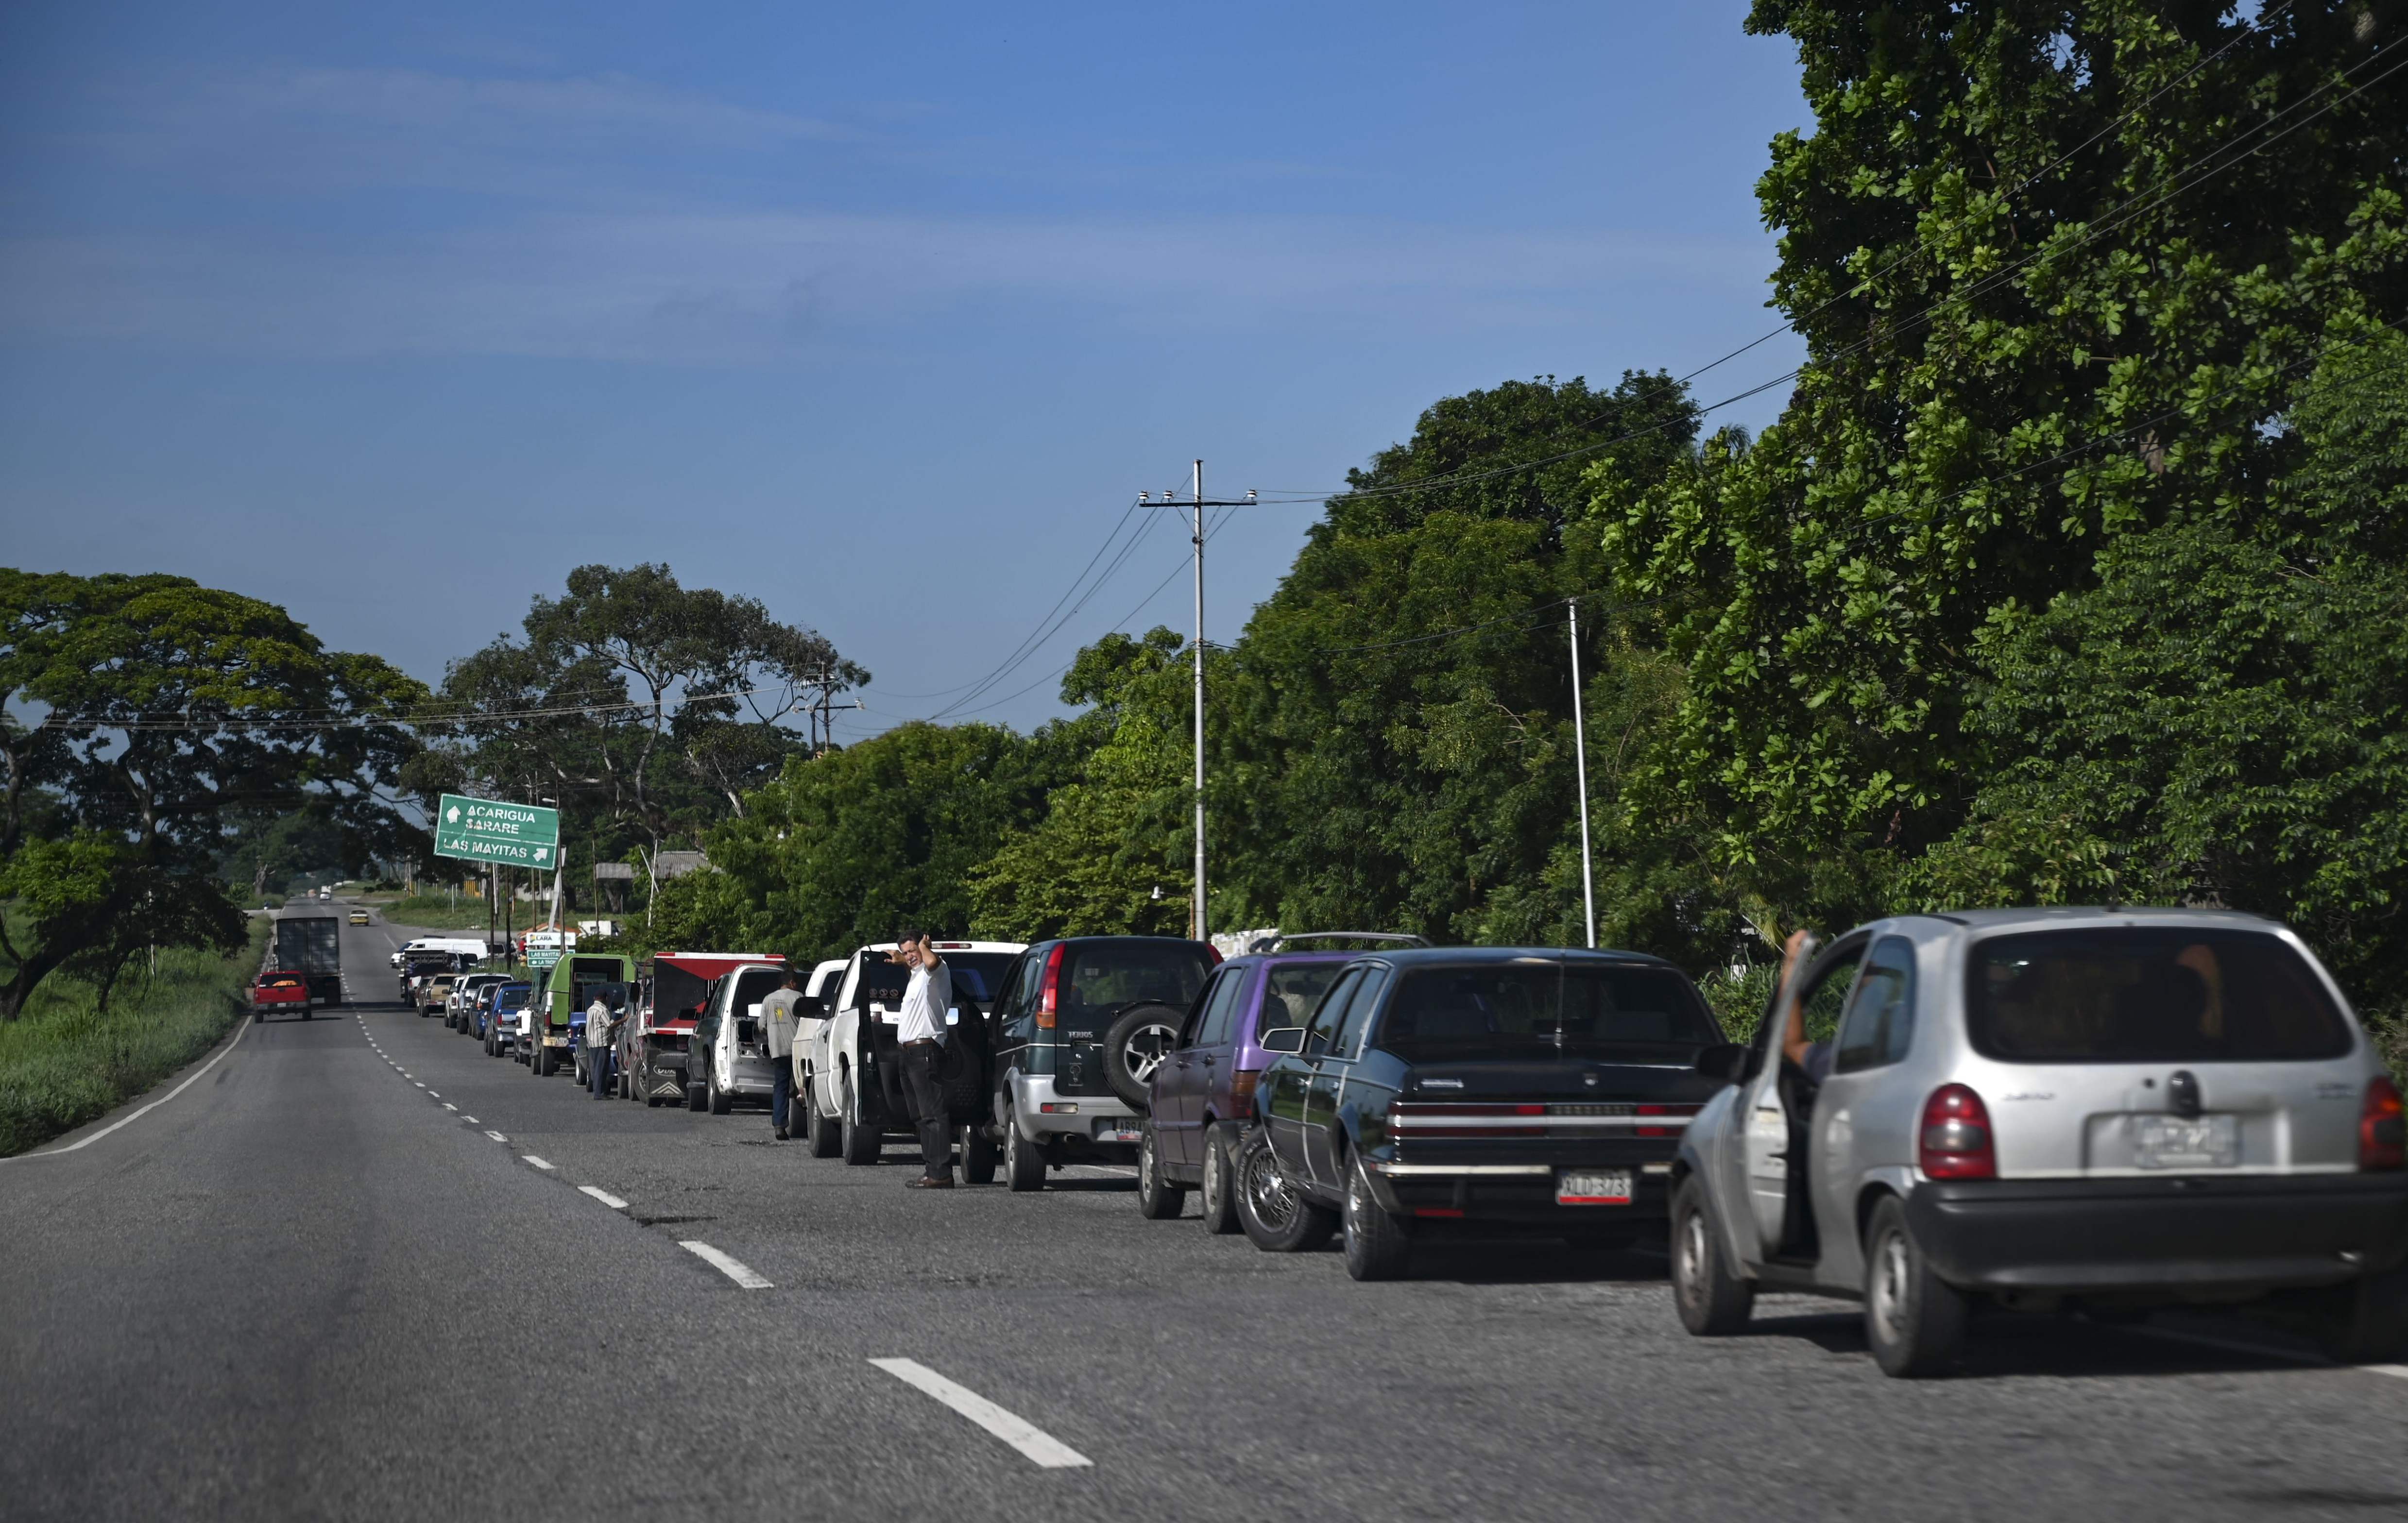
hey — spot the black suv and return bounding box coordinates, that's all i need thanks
[984,936,1218,1191]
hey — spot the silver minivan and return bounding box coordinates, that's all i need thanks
[1672,908,2408,1375]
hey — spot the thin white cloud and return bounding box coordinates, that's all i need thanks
[0,209,1769,363]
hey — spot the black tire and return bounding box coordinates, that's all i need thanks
[253,1007,263,1023]
[1863,1193,1968,1377]
[1341,1153,1413,1281]
[685,1073,708,1111]
[300,1009,312,1021]
[1198,1122,1241,1235]
[805,1078,841,1156]
[1005,1104,1046,1192]
[961,1125,998,1185]
[2321,1262,2408,1363]
[1234,1127,1336,1252]
[839,1069,879,1165]
[1100,1003,1185,1113]
[1671,1175,1755,1336]
[536,1045,557,1078]
[1136,1122,1187,1220]
[707,1065,733,1116]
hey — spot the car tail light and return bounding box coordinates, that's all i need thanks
[1919,1083,1996,1180]
[1207,944,1223,966]
[1228,1068,1260,1111]
[2363,1077,2405,1171]
[1036,944,1066,1030]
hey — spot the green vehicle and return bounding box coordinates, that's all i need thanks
[521,953,636,1078]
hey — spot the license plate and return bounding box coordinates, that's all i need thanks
[1556,1168,1634,1205]
[2135,1115,2238,1169]
[1094,1120,1143,1144]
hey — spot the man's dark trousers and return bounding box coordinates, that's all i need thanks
[900,1040,953,1180]
[588,1042,610,1099]
[770,1059,793,1135]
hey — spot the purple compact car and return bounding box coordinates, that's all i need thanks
[1140,950,1365,1231]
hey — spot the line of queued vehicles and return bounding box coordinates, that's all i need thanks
[396,910,2408,1377]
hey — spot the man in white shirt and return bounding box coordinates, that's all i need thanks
[760,968,805,1141]
[891,931,955,1189]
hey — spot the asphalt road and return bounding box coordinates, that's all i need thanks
[5,906,2408,1522]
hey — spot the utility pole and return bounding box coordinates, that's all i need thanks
[1569,598,1597,949]
[1142,464,1255,945]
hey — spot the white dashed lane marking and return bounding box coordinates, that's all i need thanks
[485,1131,507,1142]
[579,1186,629,1209]
[868,1358,1093,1469]
[523,1156,554,1171]
[680,1241,773,1290]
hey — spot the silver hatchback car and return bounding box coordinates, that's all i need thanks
[1671,908,2408,1375]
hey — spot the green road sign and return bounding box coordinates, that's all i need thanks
[527,948,563,970]
[433,795,562,868]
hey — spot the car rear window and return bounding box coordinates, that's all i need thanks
[1968,928,2352,1063]
[1377,962,1719,1063]
[1062,943,1212,1030]
[495,986,529,1010]
[853,951,1017,1008]
[1258,963,1348,1036]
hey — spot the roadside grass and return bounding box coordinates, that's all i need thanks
[0,917,267,1157]
[359,890,495,931]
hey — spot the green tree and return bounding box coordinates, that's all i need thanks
[0,572,423,1017]
[1593,0,2408,931]
[969,629,1194,940]
[1213,373,1711,949]
[707,720,1066,958]
[1910,328,2408,1015]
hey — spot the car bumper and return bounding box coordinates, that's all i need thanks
[1906,1173,2408,1294]
[1365,1159,1678,1223]
[1008,1072,1136,1141]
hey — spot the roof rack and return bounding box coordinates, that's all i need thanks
[1249,931,1434,954]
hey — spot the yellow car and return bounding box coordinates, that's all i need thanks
[348,909,371,926]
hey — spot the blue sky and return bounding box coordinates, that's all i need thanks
[0,1,1809,738]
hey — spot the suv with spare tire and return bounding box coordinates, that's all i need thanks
[983,935,1218,1191]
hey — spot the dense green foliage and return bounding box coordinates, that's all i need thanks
[408,562,863,892]
[0,916,263,1155]
[1592,0,2408,934]
[0,573,421,1018]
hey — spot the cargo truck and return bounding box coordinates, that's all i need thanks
[273,915,343,1006]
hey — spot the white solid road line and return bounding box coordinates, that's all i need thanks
[680,1241,774,1290]
[868,1358,1094,1469]
[579,1186,630,1209]
[523,1155,554,1171]
[5,1011,255,1161]
[2134,1325,2408,1382]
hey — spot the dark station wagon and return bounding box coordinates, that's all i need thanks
[1231,947,1730,1280]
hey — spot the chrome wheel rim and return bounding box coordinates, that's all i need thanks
[1241,1142,1296,1229]
[1871,1231,1910,1339]
[1119,1023,1178,1085]
[1675,1206,1708,1306]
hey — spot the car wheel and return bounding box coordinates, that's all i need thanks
[1863,1193,1967,1377]
[2321,1261,2408,1363]
[1135,1122,1187,1220]
[1198,1123,1241,1235]
[536,1045,557,1078]
[1233,1127,1336,1252]
[1100,1002,1185,1113]
[253,1007,263,1023]
[1341,1154,1413,1281]
[805,1079,842,1157]
[1005,1104,1046,1192]
[300,1009,312,1021]
[1671,1176,1754,1337]
[708,1066,733,1116]
[839,1070,879,1165]
[960,1124,998,1185]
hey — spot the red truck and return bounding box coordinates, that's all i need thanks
[252,970,312,1022]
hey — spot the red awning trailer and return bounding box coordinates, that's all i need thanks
[647,952,785,1028]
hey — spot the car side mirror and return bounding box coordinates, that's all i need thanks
[1694,1043,1748,1082]
[1259,1026,1308,1055]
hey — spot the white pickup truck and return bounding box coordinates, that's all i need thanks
[797,941,1023,1169]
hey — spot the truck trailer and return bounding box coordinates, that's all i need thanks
[273,915,343,1006]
